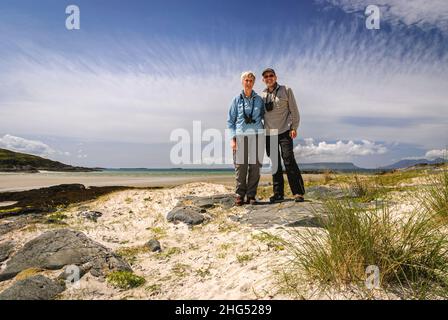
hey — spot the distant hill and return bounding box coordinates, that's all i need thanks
[300,162,363,172]
[0,148,101,173]
[380,158,446,170]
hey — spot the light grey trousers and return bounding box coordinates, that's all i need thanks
[233,135,263,198]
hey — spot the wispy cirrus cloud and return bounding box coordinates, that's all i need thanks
[321,0,448,33]
[0,1,447,168]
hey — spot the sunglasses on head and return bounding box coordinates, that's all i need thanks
[264,74,275,78]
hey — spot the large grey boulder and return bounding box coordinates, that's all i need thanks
[0,275,65,300]
[167,206,205,225]
[235,201,325,228]
[0,229,131,282]
[183,194,235,209]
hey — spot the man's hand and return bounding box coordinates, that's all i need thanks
[290,129,297,139]
[231,138,237,151]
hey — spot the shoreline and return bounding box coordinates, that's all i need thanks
[0,171,264,193]
[0,171,327,193]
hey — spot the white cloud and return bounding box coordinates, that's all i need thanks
[0,134,70,158]
[425,149,447,160]
[323,0,448,33]
[403,148,447,160]
[0,134,56,156]
[294,138,387,162]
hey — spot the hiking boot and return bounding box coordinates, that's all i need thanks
[269,194,284,203]
[247,197,257,205]
[294,194,305,202]
[235,196,244,206]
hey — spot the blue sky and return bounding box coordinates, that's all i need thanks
[0,0,447,168]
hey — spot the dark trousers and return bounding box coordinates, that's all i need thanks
[266,130,305,196]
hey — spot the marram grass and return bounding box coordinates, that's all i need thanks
[281,198,448,298]
[419,170,448,221]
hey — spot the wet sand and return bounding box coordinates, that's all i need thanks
[0,172,227,192]
[0,171,277,192]
[0,170,325,192]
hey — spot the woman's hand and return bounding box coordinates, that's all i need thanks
[290,129,297,139]
[231,138,237,151]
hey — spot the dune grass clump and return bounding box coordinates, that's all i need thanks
[323,170,334,184]
[106,271,146,290]
[419,170,448,221]
[282,198,448,298]
[350,175,387,202]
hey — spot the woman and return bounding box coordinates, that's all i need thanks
[226,71,265,206]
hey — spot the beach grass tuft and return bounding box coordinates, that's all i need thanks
[280,198,448,298]
[419,170,448,221]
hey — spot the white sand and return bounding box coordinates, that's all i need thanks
[0,183,294,299]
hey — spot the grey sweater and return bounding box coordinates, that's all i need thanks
[261,84,300,135]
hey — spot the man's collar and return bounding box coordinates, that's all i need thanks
[263,83,280,93]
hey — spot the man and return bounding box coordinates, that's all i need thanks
[227,71,264,206]
[261,68,305,203]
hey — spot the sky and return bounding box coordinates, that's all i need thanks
[0,0,447,168]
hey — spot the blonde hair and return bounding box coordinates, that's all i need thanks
[240,71,256,81]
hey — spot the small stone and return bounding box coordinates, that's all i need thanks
[145,239,161,252]
[78,210,103,222]
[240,283,252,293]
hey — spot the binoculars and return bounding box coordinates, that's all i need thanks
[265,101,274,112]
[244,115,256,124]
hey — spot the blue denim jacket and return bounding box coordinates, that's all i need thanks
[227,90,264,138]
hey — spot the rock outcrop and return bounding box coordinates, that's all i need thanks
[0,229,131,282]
[0,184,127,218]
[0,275,65,300]
[0,241,15,262]
[183,194,235,209]
[232,200,325,228]
[166,194,235,226]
